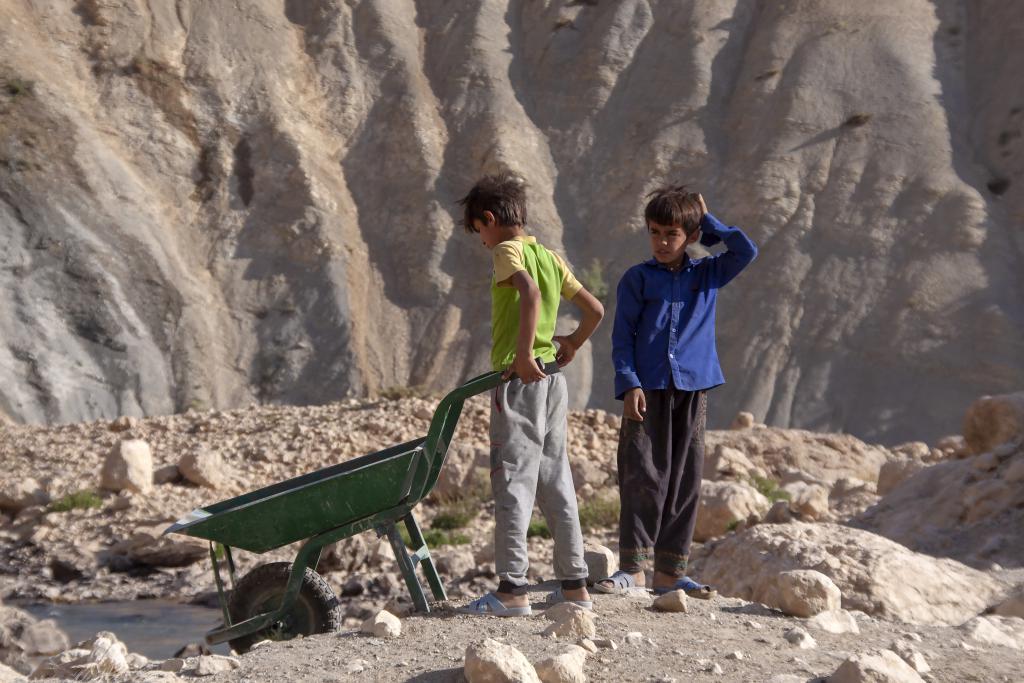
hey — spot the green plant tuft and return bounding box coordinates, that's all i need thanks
[578,496,620,531]
[527,516,551,539]
[750,475,790,503]
[50,489,103,512]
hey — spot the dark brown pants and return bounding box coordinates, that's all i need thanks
[617,388,707,577]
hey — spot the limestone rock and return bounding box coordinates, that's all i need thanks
[962,392,1024,454]
[177,450,228,489]
[100,440,153,494]
[0,478,49,513]
[0,662,24,683]
[534,646,588,683]
[193,655,241,676]
[542,611,596,640]
[876,457,928,497]
[690,523,1004,625]
[783,627,816,649]
[782,482,830,520]
[889,640,930,674]
[828,650,924,683]
[769,570,841,618]
[583,544,616,585]
[543,603,588,622]
[435,548,475,578]
[623,632,644,646]
[17,620,68,657]
[858,443,1024,565]
[30,631,129,680]
[958,616,1024,650]
[807,609,860,635]
[729,412,755,430]
[361,610,401,638]
[705,445,756,480]
[694,480,770,542]
[652,590,688,613]
[464,638,540,683]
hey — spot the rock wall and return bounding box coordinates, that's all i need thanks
[1,0,1022,442]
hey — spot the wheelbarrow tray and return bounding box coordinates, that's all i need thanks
[165,436,427,553]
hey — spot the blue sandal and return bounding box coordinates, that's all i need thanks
[652,576,717,600]
[593,570,638,594]
[456,593,533,617]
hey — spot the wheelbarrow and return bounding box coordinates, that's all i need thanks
[164,366,542,653]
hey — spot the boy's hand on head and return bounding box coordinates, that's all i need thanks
[504,353,547,384]
[623,388,646,422]
[553,335,576,367]
[696,192,708,217]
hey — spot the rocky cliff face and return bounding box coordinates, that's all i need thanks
[1,0,1021,442]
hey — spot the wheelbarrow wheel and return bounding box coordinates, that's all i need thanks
[226,561,342,654]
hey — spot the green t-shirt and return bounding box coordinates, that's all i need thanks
[490,236,582,371]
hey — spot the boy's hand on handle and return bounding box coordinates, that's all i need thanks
[623,387,646,422]
[504,353,547,384]
[553,335,577,367]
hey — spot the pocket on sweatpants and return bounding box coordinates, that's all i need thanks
[490,453,518,485]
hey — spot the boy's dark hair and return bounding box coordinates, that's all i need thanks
[458,173,528,232]
[644,185,703,235]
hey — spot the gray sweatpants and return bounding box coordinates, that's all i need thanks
[490,373,588,588]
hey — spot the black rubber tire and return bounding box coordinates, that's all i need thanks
[226,561,342,654]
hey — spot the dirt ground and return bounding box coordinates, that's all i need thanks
[201,581,1021,683]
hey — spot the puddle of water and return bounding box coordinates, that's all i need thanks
[22,600,231,659]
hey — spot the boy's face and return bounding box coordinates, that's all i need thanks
[648,221,699,266]
[473,213,505,250]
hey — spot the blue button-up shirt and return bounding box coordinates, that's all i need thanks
[612,213,758,399]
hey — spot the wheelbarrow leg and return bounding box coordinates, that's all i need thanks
[383,522,430,613]
[403,512,447,603]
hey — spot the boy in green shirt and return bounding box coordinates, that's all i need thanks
[456,173,604,616]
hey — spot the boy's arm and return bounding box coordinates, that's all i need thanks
[611,269,644,400]
[699,207,758,289]
[506,270,546,383]
[553,287,604,367]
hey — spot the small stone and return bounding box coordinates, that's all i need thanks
[178,449,228,489]
[153,464,182,485]
[829,650,925,683]
[361,610,401,638]
[194,654,241,676]
[771,570,841,617]
[783,627,817,649]
[577,638,598,653]
[0,477,50,512]
[534,645,588,683]
[542,610,596,639]
[127,652,149,669]
[743,620,763,630]
[624,632,644,646]
[464,638,540,683]
[730,411,755,429]
[806,609,860,634]
[100,440,154,494]
[726,651,744,660]
[159,658,186,672]
[583,544,617,586]
[652,590,688,613]
[592,638,617,650]
[346,659,368,674]
[889,639,931,674]
[710,663,724,675]
[543,602,588,622]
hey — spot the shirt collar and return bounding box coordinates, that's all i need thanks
[507,235,536,244]
[644,254,690,272]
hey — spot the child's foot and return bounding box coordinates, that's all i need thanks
[593,569,644,593]
[544,586,593,610]
[456,591,532,617]
[651,572,717,599]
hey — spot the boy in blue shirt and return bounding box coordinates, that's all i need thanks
[596,187,757,597]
